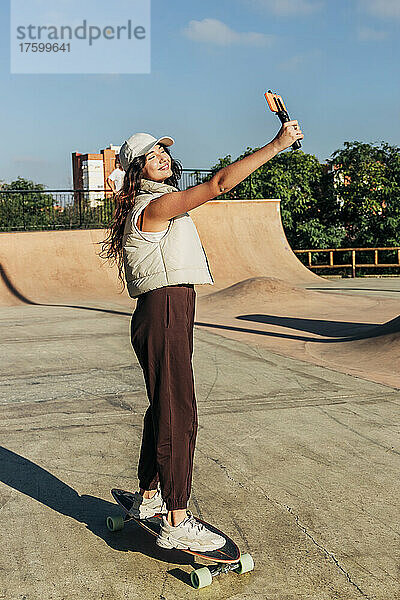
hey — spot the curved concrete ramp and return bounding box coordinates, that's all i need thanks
[197,276,400,388]
[0,199,318,306]
[0,229,126,307]
[200,276,311,304]
[307,314,400,388]
[191,199,321,290]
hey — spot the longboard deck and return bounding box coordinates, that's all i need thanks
[111,488,241,563]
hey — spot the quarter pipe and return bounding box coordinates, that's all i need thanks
[0,199,319,306]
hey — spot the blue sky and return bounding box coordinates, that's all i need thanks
[1,0,399,188]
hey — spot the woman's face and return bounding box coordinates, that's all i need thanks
[142,144,172,182]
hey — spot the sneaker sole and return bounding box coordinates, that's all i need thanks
[156,535,224,552]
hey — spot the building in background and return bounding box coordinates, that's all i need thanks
[72,144,121,207]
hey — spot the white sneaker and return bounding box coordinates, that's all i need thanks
[156,511,226,552]
[127,484,168,519]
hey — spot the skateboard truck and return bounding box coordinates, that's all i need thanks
[264,90,301,150]
[190,556,254,589]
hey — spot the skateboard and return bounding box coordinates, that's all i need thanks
[106,488,254,589]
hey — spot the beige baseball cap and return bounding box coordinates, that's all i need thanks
[119,133,174,171]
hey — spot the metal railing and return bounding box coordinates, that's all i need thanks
[180,169,212,191]
[0,189,113,231]
[294,247,400,277]
[180,169,255,199]
[2,184,399,276]
[0,168,258,232]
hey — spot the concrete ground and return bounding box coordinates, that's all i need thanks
[1,289,399,600]
[306,276,400,299]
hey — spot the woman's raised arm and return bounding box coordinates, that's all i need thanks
[145,120,303,224]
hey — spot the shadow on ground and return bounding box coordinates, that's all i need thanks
[0,262,130,317]
[0,446,196,577]
[195,314,389,344]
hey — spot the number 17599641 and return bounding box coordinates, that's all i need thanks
[19,43,71,52]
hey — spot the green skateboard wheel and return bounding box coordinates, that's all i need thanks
[234,553,254,574]
[106,515,125,532]
[190,567,213,589]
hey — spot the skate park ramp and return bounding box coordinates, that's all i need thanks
[0,199,318,307]
[0,229,128,308]
[0,199,399,388]
[191,199,321,289]
[307,313,400,385]
[196,276,400,388]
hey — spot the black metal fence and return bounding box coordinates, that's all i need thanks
[0,169,256,232]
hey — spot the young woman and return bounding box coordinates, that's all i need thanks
[101,122,303,551]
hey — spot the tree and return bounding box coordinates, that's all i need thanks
[0,177,55,230]
[328,141,400,247]
[206,148,346,249]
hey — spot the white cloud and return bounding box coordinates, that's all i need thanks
[246,0,323,16]
[360,0,400,18]
[357,25,389,40]
[183,18,274,47]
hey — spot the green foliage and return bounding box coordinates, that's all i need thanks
[207,148,346,249]
[0,177,113,230]
[329,141,400,247]
[207,141,400,251]
[0,177,55,230]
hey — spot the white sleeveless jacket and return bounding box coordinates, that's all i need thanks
[122,179,214,298]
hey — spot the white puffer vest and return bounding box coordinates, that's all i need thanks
[122,179,214,298]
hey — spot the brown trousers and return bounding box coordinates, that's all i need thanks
[130,284,197,511]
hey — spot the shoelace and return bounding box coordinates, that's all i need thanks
[184,511,206,536]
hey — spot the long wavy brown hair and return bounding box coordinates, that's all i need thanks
[98,144,183,291]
